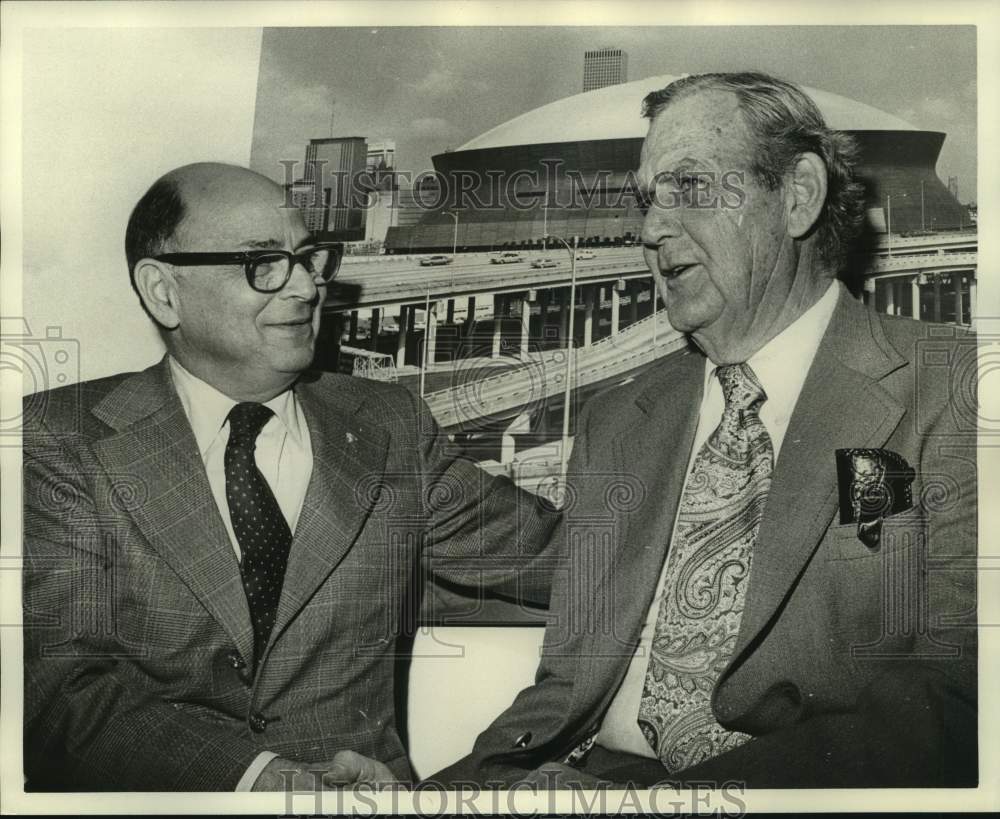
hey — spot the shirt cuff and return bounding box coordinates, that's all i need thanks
[235,750,279,791]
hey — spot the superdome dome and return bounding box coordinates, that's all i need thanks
[386,75,962,254]
[458,74,918,152]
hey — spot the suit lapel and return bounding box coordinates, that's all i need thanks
[729,288,908,663]
[573,350,705,707]
[90,358,255,663]
[268,377,390,647]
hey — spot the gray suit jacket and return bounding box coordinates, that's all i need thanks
[23,359,558,790]
[433,285,977,788]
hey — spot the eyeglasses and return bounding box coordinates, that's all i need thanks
[154,242,344,293]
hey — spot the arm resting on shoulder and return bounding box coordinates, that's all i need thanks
[408,389,562,606]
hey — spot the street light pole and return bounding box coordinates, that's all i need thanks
[445,211,459,257]
[886,195,893,257]
[545,233,578,489]
[420,286,430,398]
[920,180,925,232]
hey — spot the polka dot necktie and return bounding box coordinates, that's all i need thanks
[224,402,292,672]
[637,363,774,772]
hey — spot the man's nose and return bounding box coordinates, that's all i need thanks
[282,257,322,301]
[640,198,683,248]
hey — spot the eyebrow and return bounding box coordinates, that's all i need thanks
[646,166,711,192]
[239,238,284,250]
[236,236,320,251]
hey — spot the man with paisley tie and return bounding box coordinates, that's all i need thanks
[430,71,977,789]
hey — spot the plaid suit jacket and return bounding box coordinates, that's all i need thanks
[23,357,557,790]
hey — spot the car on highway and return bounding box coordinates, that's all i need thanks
[420,254,453,266]
[530,257,559,269]
[490,251,525,264]
[575,250,596,260]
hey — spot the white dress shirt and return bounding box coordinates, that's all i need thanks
[168,357,313,556]
[168,357,313,789]
[596,280,840,759]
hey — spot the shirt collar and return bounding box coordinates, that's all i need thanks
[704,279,840,417]
[167,357,304,457]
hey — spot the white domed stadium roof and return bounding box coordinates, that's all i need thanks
[457,74,918,152]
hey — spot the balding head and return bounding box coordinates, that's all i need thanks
[125,163,286,278]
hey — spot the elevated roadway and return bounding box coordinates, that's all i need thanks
[877,231,977,254]
[423,309,686,429]
[333,237,976,433]
[870,251,977,275]
[331,234,978,311]
[332,247,650,310]
[409,250,977,429]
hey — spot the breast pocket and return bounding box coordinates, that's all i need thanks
[824,510,927,563]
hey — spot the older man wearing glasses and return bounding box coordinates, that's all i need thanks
[22,162,557,791]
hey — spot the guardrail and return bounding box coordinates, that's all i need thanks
[875,231,977,250]
[871,252,978,273]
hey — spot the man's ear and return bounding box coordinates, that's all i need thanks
[784,151,828,239]
[133,259,181,330]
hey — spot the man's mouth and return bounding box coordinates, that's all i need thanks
[269,317,313,330]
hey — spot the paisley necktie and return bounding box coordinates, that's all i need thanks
[637,363,774,771]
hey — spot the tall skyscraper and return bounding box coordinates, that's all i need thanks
[948,175,960,202]
[583,47,628,92]
[297,136,369,240]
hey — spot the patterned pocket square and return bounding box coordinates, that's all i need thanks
[835,448,916,548]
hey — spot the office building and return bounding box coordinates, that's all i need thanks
[299,136,369,240]
[948,175,959,201]
[367,140,396,175]
[583,47,628,92]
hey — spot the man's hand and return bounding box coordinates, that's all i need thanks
[325,750,399,788]
[521,761,612,790]
[251,752,400,791]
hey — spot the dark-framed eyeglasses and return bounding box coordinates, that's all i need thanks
[153,242,344,293]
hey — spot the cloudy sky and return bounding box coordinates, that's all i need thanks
[249,25,977,201]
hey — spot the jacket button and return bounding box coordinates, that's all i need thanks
[248,711,267,733]
[226,651,246,670]
[512,732,532,748]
